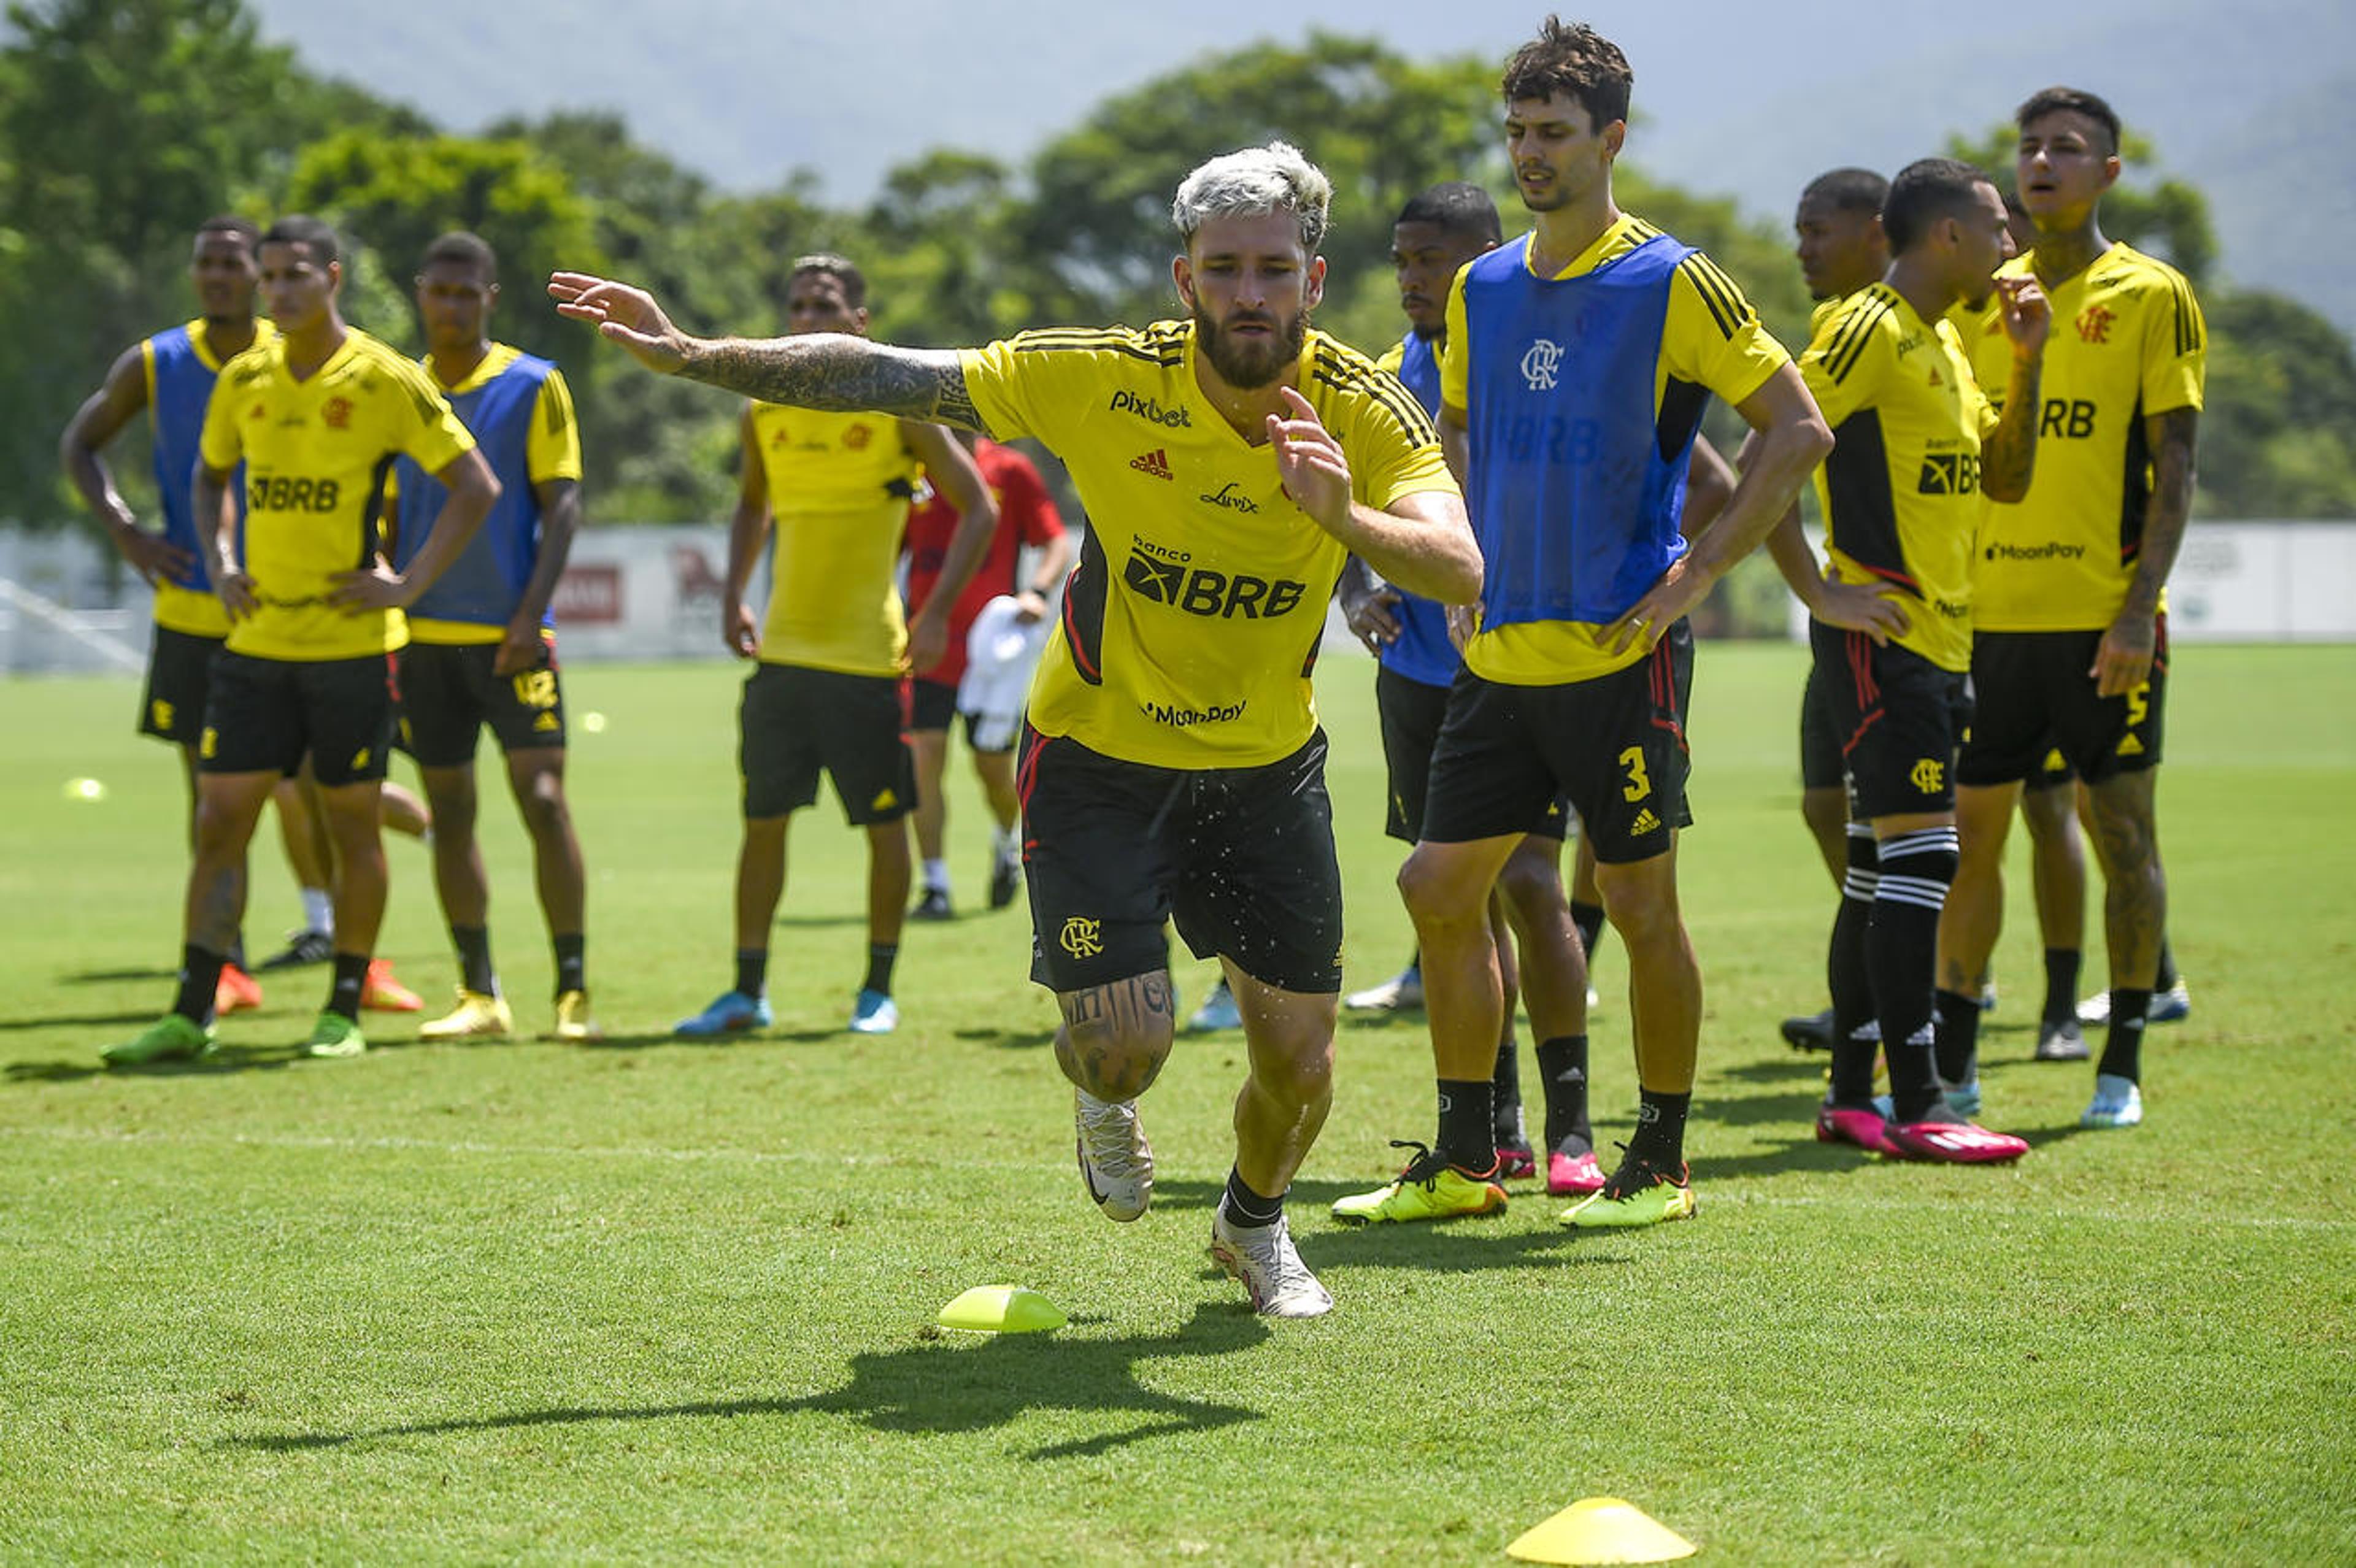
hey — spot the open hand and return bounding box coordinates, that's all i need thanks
[1268,386,1352,532]
[549,272,691,374]
[328,563,410,613]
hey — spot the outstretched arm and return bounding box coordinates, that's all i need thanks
[549,271,985,431]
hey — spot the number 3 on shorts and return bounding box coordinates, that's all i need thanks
[1618,745,1650,803]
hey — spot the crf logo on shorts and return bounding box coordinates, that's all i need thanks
[1910,757,1945,793]
[1060,917,1103,959]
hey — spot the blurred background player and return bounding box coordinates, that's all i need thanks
[1335,20,1832,1231]
[106,215,496,1066]
[391,231,599,1044]
[671,253,996,1039]
[901,428,1069,921]
[1938,88,2204,1129]
[1783,157,2046,1161]
[1336,179,1598,1191]
[61,217,275,1020]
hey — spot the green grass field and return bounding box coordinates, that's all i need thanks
[3,642,2352,1564]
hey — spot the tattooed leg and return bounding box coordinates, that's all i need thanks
[1055,971,1178,1101]
[184,771,274,952]
[2087,770,2165,991]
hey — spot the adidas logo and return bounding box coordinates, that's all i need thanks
[1630,807,1663,836]
[2117,734,2144,757]
[1128,448,1173,480]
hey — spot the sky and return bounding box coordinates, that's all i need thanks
[242,0,2355,328]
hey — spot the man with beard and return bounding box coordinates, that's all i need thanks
[1333,18,1833,1231]
[551,142,1479,1318]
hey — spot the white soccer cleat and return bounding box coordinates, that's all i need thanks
[1344,967,1423,1012]
[2079,979,2192,1026]
[2081,1072,2144,1129]
[1210,1200,1333,1318]
[1074,1088,1153,1221]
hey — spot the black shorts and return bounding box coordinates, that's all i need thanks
[906,675,1004,754]
[199,650,398,786]
[1420,620,1695,865]
[398,639,567,768]
[140,625,224,747]
[1018,726,1343,994]
[2023,742,2077,793]
[1959,625,2166,788]
[740,662,914,824]
[1377,664,1567,845]
[1798,651,1845,791]
[1810,623,1969,820]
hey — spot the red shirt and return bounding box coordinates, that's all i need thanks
[903,438,1067,686]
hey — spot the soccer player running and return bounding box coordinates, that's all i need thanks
[671,255,997,1039]
[107,216,498,1065]
[1338,180,1600,1193]
[1936,89,2204,1129]
[391,232,600,1045]
[552,141,1480,1317]
[903,428,1071,920]
[1782,158,2047,1161]
[1334,18,1833,1231]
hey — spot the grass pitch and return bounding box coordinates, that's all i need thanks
[2,642,2352,1564]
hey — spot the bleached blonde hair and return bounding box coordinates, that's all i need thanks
[1170,141,1332,255]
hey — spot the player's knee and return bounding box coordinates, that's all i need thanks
[1255,1037,1334,1110]
[1398,848,1477,929]
[1495,847,1567,921]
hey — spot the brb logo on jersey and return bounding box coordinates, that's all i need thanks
[1520,339,1565,391]
[247,473,341,512]
[1123,537,1306,621]
[1917,453,1982,495]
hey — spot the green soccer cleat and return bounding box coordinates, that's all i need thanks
[1331,1141,1508,1224]
[303,1010,368,1059]
[102,1013,216,1068]
[1561,1149,1696,1229]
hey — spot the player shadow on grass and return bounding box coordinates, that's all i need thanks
[234,1302,1269,1461]
[0,1009,165,1034]
[5,1042,310,1083]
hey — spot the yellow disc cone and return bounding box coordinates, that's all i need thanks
[937,1285,1067,1334]
[1507,1497,1697,1564]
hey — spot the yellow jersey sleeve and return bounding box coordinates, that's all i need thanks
[1439,271,1471,414]
[2139,266,2206,415]
[198,369,244,472]
[1665,251,1789,409]
[526,367,584,484]
[1798,290,1892,429]
[1373,340,1405,377]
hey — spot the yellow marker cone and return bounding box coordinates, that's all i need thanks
[1507,1497,1697,1564]
[62,777,107,802]
[937,1285,1066,1334]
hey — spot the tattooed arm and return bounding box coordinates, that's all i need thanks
[548,271,985,431]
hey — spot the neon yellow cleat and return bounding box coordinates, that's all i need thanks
[418,988,513,1041]
[1331,1142,1507,1224]
[102,1013,216,1068]
[304,1010,368,1059]
[1560,1151,1695,1229]
[547,990,603,1043]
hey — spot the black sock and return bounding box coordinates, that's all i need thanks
[2041,947,2082,1025]
[327,953,368,1020]
[1436,1078,1494,1170]
[2154,940,2178,993]
[863,943,898,996]
[1868,826,1958,1122]
[734,948,768,998]
[227,932,246,970]
[1222,1166,1285,1228]
[1828,824,1881,1105]
[1490,1033,1522,1104]
[1535,1034,1592,1153]
[553,932,586,996]
[1934,988,1982,1087]
[1628,1088,1691,1171]
[452,924,497,996]
[1569,900,1606,966]
[2099,991,2150,1082]
[173,943,226,1026]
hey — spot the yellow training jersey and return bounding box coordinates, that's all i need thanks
[1965,243,2204,631]
[1441,213,1790,685]
[747,402,920,677]
[1800,284,1997,673]
[199,327,474,661]
[960,321,1456,769]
